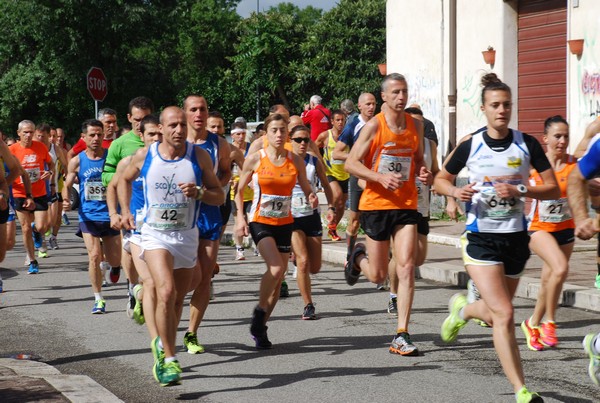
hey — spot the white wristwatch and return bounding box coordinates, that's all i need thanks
[517,184,527,195]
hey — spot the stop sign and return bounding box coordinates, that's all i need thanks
[86,67,107,102]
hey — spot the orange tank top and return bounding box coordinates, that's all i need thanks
[359,112,419,211]
[249,149,297,225]
[528,155,576,232]
[10,141,52,198]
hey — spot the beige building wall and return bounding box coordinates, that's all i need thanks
[387,0,600,155]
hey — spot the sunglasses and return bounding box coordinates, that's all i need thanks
[291,137,310,143]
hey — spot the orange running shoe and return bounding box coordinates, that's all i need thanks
[327,224,341,241]
[521,319,544,351]
[540,321,558,347]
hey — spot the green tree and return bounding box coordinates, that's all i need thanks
[292,0,386,111]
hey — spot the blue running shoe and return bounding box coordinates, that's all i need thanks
[92,299,106,314]
[28,261,39,274]
[62,213,70,226]
[31,223,43,249]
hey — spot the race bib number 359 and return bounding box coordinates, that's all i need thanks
[84,181,106,201]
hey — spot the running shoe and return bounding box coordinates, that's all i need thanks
[376,277,390,291]
[62,212,70,225]
[253,248,260,257]
[583,333,600,386]
[466,278,480,303]
[126,291,136,319]
[31,223,42,249]
[99,261,110,287]
[387,297,398,316]
[441,293,468,343]
[37,249,48,259]
[132,284,145,325]
[0,278,4,293]
[344,242,365,286]
[539,321,558,348]
[389,332,419,356]
[48,235,59,250]
[183,331,205,354]
[235,248,245,261]
[595,274,600,290]
[158,360,182,387]
[250,307,272,350]
[92,299,106,314]
[109,266,120,283]
[521,319,544,351]
[302,303,316,320]
[209,281,215,301]
[151,337,165,383]
[516,386,544,403]
[28,260,39,274]
[280,280,289,298]
[328,227,341,241]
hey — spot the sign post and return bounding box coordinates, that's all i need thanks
[86,67,108,118]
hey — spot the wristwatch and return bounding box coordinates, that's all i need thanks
[517,184,527,195]
[195,186,204,201]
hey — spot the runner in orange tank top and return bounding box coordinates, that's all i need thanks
[234,113,317,350]
[521,116,576,351]
[344,73,432,357]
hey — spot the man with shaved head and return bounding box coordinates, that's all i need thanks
[118,106,224,386]
[332,92,377,262]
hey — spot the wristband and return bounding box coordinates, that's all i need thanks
[328,206,336,212]
[195,186,204,201]
[26,193,33,199]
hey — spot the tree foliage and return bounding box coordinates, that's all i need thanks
[0,0,385,140]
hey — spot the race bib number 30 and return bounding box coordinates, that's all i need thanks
[259,194,291,219]
[84,181,106,201]
[377,155,411,181]
[539,198,572,223]
[148,204,188,230]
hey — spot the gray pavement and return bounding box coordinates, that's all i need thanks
[0,211,599,402]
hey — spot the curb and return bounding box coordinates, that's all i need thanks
[221,230,600,313]
[0,358,123,402]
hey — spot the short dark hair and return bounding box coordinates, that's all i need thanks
[404,107,423,116]
[255,123,264,133]
[81,119,104,133]
[331,109,346,119]
[290,125,310,137]
[140,114,160,134]
[36,123,52,134]
[208,110,223,119]
[128,96,154,115]
[543,115,569,134]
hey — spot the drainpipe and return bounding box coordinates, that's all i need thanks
[447,0,457,157]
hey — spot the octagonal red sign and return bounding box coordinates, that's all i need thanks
[87,67,107,102]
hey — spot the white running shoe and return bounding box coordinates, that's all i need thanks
[99,261,110,287]
[235,248,245,261]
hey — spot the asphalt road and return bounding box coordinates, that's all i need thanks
[0,220,598,402]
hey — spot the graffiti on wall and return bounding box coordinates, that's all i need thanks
[407,71,443,148]
[458,72,484,136]
[581,70,600,117]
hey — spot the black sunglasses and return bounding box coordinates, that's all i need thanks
[292,137,310,143]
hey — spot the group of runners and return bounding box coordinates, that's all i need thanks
[0,73,599,401]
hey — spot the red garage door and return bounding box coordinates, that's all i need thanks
[518,0,567,142]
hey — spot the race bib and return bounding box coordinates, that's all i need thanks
[291,191,313,216]
[259,194,291,219]
[25,168,41,183]
[147,203,189,230]
[539,198,572,223]
[377,154,411,181]
[84,181,106,201]
[480,188,523,219]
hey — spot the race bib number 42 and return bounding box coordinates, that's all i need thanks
[148,204,188,230]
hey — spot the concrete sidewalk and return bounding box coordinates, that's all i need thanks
[0,358,121,402]
[223,217,600,312]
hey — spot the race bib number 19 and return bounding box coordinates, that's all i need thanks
[259,194,291,219]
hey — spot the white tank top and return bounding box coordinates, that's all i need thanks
[465,130,530,233]
[140,142,202,232]
[291,155,318,218]
[416,139,432,217]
